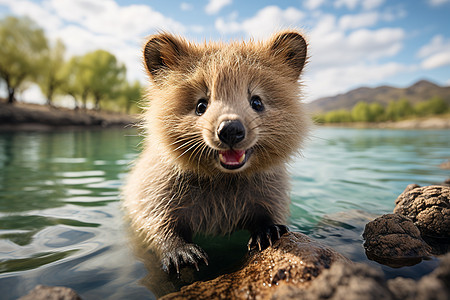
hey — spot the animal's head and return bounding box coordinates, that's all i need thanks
[142,31,309,176]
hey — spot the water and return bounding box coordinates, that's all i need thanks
[0,127,449,299]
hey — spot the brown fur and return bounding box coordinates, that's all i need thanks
[123,30,309,272]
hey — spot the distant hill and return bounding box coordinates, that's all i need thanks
[307,80,450,114]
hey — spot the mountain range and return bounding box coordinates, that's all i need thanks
[307,80,450,114]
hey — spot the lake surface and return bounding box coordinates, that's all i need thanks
[0,127,449,299]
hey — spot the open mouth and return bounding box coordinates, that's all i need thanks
[218,149,251,170]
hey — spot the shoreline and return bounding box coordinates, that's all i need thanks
[316,116,450,129]
[0,101,138,131]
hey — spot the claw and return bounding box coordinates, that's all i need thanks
[267,231,272,247]
[256,235,262,251]
[274,225,281,239]
[160,243,208,274]
[247,237,253,251]
[248,224,290,252]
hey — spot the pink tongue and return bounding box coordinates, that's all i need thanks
[219,150,245,165]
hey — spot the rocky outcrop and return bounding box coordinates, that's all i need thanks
[272,253,450,300]
[363,184,450,266]
[387,253,450,300]
[161,232,350,300]
[394,185,450,238]
[19,285,82,300]
[362,213,431,267]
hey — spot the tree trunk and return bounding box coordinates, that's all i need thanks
[7,86,15,104]
[46,87,54,107]
[81,90,88,110]
[95,95,101,111]
[71,94,79,111]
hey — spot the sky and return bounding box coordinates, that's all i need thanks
[1,0,450,104]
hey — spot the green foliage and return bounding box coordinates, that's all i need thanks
[59,56,83,109]
[0,14,142,113]
[414,96,448,116]
[324,110,353,123]
[314,97,447,124]
[385,98,414,121]
[78,50,127,110]
[0,16,48,104]
[351,102,371,122]
[369,103,385,122]
[120,80,144,114]
[36,39,66,106]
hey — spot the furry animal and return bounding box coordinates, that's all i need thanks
[123,30,309,273]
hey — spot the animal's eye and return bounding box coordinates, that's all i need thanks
[250,95,264,112]
[195,99,208,115]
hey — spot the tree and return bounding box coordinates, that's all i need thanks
[37,39,66,106]
[60,56,83,109]
[386,98,414,121]
[121,80,143,114]
[0,16,48,104]
[369,103,385,122]
[79,50,126,110]
[415,96,448,116]
[324,109,353,123]
[351,102,371,122]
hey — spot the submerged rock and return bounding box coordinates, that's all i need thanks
[19,285,81,300]
[394,185,450,238]
[161,232,350,300]
[363,213,431,267]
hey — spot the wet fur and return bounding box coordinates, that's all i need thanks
[123,31,309,272]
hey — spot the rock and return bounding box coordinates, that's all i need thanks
[19,285,82,300]
[272,261,394,300]
[387,253,450,300]
[362,213,432,267]
[394,185,450,238]
[161,232,350,300]
[273,253,450,300]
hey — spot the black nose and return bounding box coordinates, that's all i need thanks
[217,120,246,147]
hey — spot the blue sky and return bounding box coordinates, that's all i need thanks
[1,0,449,103]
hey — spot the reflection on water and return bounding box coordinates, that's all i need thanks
[0,127,449,299]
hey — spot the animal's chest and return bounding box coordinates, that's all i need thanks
[171,177,262,234]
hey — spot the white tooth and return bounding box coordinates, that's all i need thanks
[219,153,224,163]
[238,152,246,164]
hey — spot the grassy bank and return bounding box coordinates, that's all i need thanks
[316,115,450,129]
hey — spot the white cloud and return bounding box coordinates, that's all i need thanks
[304,62,409,100]
[334,0,359,10]
[418,35,450,70]
[304,0,327,10]
[47,0,185,39]
[362,0,385,10]
[334,0,385,10]
[417,35,450,57]
[215,6,304,39]
[3,0,62,32]
[421,52,450,69]
[309,14,405,71]
[338,12,379,30]
[205,0,232,15]
[180,2,193,11]
[427,0,450,6]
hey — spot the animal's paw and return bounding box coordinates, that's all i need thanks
[248,224,289,251]
[161,243,209,274]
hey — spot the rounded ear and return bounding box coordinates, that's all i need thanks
[269,31,308,78]
[143,33,187,79]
